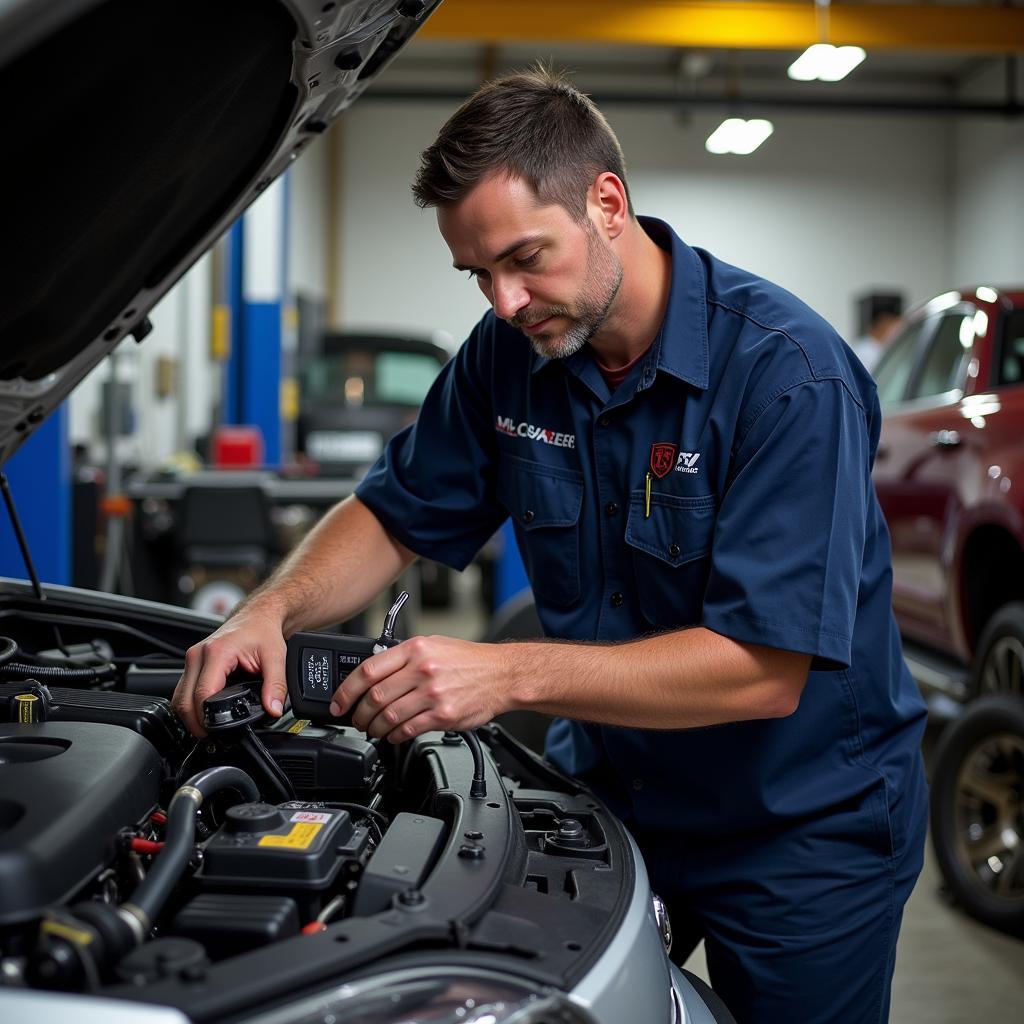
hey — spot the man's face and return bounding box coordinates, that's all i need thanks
[437,172,623,359]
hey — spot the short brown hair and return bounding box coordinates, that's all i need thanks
[412,65,633,221]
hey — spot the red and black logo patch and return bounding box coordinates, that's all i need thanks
[649,442,677,479]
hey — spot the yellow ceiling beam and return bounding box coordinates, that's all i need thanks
[420,2,1024,54]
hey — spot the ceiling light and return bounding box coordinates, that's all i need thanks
[705,118,774,156]
[787,43,866,83]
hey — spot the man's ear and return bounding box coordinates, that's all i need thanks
[590,172,629,240]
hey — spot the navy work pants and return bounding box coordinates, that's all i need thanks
[638,772,928,1024]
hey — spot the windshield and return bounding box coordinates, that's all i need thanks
[302,349,443,407]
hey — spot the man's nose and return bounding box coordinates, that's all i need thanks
[490,275,529,321]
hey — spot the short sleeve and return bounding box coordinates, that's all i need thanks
[355,317,508,570]
[700,378,868,670]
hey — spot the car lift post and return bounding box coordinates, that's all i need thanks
[224,173,291,467]
[0,404,71,585]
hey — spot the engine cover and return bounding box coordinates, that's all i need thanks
[0,722,161,925]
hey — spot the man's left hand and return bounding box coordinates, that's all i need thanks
[331,636,510,742]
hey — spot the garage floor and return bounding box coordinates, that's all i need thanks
[418,572,1024,1023]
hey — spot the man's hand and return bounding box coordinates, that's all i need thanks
[335,636,511,743]
[172,605,289,737]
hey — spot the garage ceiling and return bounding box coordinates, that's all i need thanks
[369,0,1024,116]
[418,1,1024,53]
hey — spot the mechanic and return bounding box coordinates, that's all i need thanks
[173,68,928,1023]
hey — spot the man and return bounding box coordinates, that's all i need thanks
[174,68,928,1023]
[851,293,903,374]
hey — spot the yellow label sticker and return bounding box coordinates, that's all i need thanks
[259,822,323,849]
[16,693,39,723]
[287,719,310,735]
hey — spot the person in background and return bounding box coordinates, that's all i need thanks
[851,291,903,373]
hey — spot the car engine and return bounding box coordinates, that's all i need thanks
[0,586,659,1023]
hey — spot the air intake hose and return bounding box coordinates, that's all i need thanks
[124,765,260,930]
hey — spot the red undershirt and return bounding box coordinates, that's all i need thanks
[591,345,652,390]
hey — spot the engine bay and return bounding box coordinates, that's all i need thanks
[0,586,633,1021]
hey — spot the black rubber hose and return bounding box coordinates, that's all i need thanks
[0,637,18,666]
[0,661,116,682]
[127,766,258,927]
[460,730,487,799]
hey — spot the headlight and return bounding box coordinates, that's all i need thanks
[245,967,598,1024]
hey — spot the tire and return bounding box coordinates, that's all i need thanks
[971,602,1024,698]
[929,693,1024,936]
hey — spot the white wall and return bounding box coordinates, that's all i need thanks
[611,107,953,338]
[335,100,954,344]
[336,102,472,343]
[69,253,214,466]
[951,58,1024,287]
[288,135,331,300]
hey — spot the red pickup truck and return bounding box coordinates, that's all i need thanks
[872,286,1024,935]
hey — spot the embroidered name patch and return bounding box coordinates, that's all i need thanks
[496,415,576,449]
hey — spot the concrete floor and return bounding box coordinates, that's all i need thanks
[418,570,1024,1023]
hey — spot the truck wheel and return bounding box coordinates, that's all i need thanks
[930,694,1024,936]
[972,602,1024,697]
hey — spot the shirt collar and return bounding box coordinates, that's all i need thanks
[530,216,709,391]
[637,216,710,391]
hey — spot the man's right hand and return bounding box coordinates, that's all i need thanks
[171,604,289,737]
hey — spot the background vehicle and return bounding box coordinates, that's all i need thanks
[872,287,1024,935]
[0,1,731,1020]
[297,331,454,607]
[297,331,450,478]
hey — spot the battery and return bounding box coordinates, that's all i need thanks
[198,802,367,900]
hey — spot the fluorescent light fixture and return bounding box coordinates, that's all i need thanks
[705,118,774,156]
[788,43,866,83]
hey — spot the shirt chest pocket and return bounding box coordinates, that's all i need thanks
[625,492,717,628]
[498,456,584,609]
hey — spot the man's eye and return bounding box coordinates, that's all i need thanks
[516,251,540,268]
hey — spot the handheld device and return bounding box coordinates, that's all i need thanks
[283,591,410,725]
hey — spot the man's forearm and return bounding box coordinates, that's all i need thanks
[504,627,810,729]
[336,622,811,742]
[240,495,416,635]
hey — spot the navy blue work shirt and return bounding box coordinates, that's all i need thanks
[357,217,927,845]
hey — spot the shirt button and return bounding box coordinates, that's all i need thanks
[522,509,535,524]
[600,415,611,427]
[610,592,624,608]
[605,502,619,516]
[632,778,644,791]
[668,543,680,557]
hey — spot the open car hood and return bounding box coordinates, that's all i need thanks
[0,0,440,464]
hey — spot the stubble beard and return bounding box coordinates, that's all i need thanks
[511,226,624,360]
